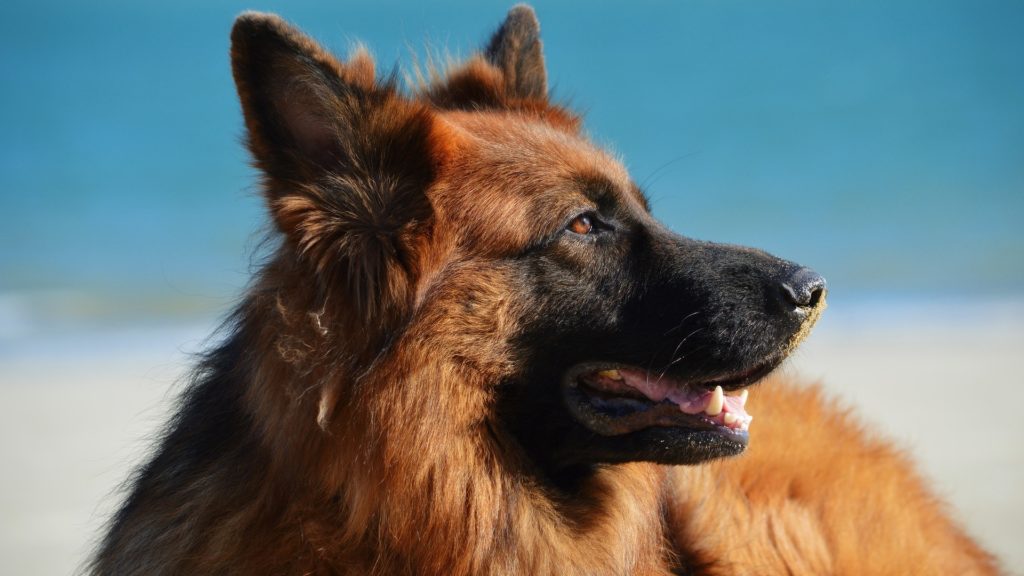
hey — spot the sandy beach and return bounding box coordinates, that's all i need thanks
[1,299,1022,575]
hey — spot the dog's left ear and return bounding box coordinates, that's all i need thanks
[231,12,441,327]
[484,4,547,100]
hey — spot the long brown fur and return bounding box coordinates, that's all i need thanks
[89,7,1001,575]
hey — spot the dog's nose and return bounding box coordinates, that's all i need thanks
[780,267,826,310]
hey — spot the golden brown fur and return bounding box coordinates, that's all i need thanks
[667,380,999,574]
[90,7,1001,575]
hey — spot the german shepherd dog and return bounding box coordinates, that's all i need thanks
[90,6,1000,575]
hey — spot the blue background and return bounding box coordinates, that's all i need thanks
[2,0,1022,329]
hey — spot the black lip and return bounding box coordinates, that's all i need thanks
[699,357,782,391]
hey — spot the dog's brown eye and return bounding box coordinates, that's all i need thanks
[568,214,594,235]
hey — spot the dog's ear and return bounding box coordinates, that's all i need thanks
[232,12,375,180]
[426,5,550,110]
[484,4,547,100]
[231,13,439,324]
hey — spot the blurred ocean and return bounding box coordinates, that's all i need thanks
[1,0,1022,333]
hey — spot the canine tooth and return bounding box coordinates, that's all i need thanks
[597,369,623,380]
[739,389,748,406]
[705,385,724,416]
[723,413,738,425]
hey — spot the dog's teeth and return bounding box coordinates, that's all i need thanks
[597,369,623,381]
[705,385,724,416]
[739,389,748,406]
[723,412,738,425]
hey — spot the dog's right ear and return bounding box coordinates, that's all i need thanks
[427,5,562,115]
[231,13,441,324]
[484,4,547,100]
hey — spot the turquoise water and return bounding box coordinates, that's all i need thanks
[2,0,1023,328]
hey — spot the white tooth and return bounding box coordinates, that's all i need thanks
[739,390,748,406]
[705,385,724,416]
[723,412,738,425]
[597,369,623,381]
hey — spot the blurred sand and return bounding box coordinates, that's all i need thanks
[1,300,1022,575]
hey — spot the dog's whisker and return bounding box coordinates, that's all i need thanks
[663,310,701,337]
[655,327,704,383]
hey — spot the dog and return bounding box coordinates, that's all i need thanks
[89,6,1000,575]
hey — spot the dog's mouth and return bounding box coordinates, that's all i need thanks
[562,360,779,440]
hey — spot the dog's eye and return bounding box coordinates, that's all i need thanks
[567,213,595,235]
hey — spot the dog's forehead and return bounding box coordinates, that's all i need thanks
[428,111,645,252]
[443,112,632,188]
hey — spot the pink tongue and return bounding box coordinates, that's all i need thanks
[619,369,751,421]
[722,394,750,420]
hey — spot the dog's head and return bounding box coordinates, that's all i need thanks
[230,7,825,480]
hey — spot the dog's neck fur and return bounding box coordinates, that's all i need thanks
[228,261,681,575]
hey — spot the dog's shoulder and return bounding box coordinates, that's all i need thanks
[662,378,1001,575]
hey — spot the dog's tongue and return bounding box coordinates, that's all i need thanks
[614,368,753,431]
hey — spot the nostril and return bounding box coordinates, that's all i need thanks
[807,283,824,308]
[780,267,827,309]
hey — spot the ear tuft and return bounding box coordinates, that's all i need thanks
[485,4,547,100]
